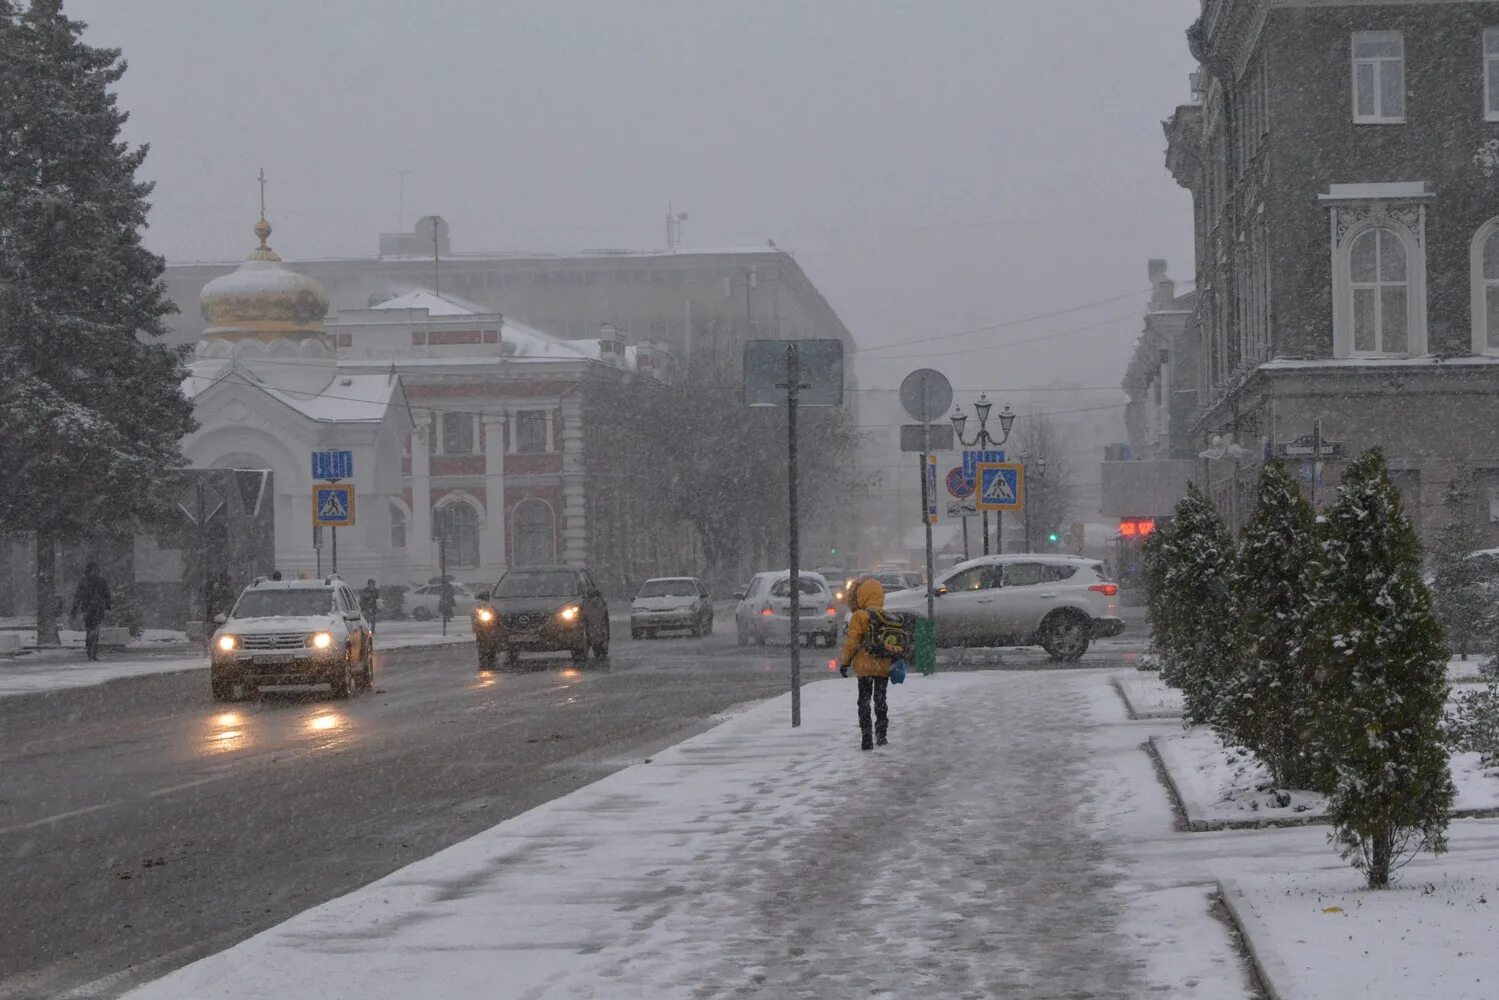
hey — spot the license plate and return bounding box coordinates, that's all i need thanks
[254,653,295,665]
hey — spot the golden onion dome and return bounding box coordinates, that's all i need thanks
[199,215,328,338]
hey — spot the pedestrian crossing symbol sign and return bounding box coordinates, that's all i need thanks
[975,463,1024,512]
[313,484,356,527]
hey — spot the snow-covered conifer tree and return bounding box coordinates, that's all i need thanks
[0,1,195,644]
[1225,461,1316,787]
[1299,448,1453,888]
[1143,483,1237,728]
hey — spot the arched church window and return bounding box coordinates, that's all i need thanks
[1348,228,1407,355]
[435,500,480,568]
[513,500,556,567]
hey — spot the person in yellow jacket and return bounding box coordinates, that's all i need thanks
[837,577,895,750]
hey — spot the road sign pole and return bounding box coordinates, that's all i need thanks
[331,525,338,576]
[981,511,990,555]
[786,343,802,728]
[922,419,935,631]
[997,511,1004,554]
[961,517,970,561]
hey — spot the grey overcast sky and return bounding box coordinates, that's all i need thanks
[71,0,1199,396]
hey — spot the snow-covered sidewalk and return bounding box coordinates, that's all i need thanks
[123,670,1250,1000]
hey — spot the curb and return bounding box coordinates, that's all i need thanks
[1216,880,1293,1000]
[1148,734,1499,832]
[1110,673,1184,720]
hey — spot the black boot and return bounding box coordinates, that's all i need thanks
[860,732,874,751]
[876,733,888,747]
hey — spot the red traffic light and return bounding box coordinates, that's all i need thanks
[1120,517,1156,538]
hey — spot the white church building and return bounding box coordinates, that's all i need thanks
[180,212,412,582]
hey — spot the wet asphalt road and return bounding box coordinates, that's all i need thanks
[0,617,1144,999]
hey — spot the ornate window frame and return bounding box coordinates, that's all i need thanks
[1472,218,1499,355]
[1322,185,1430,358]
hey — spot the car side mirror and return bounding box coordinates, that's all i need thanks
[733,592,745,601]
[934,586,948,597]
[213,613,227,625]
[476,591,490,602]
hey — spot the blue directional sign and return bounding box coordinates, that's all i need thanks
[312,485,356,527]
[975,462,1024,512]
[312,449,353,482]
[962,449,1005,481]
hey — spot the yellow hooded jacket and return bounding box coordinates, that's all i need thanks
[838,577,895,679]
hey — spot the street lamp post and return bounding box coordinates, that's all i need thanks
[950,394,1017,556]
[1018,454,1048,551]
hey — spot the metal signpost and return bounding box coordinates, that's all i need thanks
[899,368,953,637]
[745,339,845,727]
[311,449,355,574]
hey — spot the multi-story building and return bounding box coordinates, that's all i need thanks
[161,218,854,373]
[1166,0,1499,540]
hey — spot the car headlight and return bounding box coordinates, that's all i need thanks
[475,608,495,623]
[558,605,580,622]
[309,631,334,650]
[217,634,237,652]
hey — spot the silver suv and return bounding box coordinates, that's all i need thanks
[883,555,1123,661]
[210,576,374,701]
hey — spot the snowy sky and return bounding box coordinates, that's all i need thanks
[72,0,1197,402]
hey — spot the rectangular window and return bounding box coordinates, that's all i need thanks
[1486,28,1499,120]
[441,411,474,454]
[1352,31,1405,123]
[515,410,547,453]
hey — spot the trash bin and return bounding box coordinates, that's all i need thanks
[915,618,936,676]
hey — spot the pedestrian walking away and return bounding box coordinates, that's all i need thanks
[836,577,901,751]
[360,578,380,629]
[71,561,111,662]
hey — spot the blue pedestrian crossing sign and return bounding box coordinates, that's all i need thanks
[975,463,1024,512]
[313,485,356,527]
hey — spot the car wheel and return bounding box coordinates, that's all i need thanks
[631,628,644,640]
[1040,611,1091,662]
[411,606,433,622]
[359,641,375,690]
[571,640,589,666]
[331,651,356,698]
[478,644,497,671]
[704,614,714,636]
[504,648,520,670]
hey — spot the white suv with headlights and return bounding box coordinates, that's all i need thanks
[210,577,374,701]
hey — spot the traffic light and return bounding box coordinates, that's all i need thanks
[1046,531,1060,545]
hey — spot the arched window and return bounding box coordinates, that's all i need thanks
[1349,228,1407,355]
[512,500,556,567]
[389,503,407,549]
[434,500,480,568]
[1472,222,1499,354]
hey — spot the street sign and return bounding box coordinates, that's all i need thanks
[1277,434,1343,460]
[976,462,1024,512]
[312,449,353,482]
[743,339,845,406]
[945,467,974,499]
[900,423,955,452]
[899,368,953,423]
[313,484,356,527]
[962,449,1005,479]
[925,455,938,523]
[942,466,978,520]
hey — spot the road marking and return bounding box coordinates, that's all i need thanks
[148,773,236,797]
[0,801,115,835]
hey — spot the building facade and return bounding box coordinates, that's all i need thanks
[1166,0,1499,540]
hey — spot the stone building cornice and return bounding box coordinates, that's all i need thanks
[1190,0,1269,82]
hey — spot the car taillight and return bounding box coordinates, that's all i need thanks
[825,606,836,616]
[760,607,774,616]
[1089,584,1118,597]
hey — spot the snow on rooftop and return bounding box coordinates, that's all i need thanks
[183,362,401,423]
[371,291,481,316]
[500,319,590,360]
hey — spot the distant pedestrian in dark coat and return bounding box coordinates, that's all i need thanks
[71,562,111,661]
[360,579,380,629]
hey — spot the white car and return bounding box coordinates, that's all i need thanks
[405,581,479,621]
[883,554,1123,661]
[209,576,374,701]
[734,570,840,647]
[631,577,714,638]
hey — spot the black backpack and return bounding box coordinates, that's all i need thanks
[860,608,912,659]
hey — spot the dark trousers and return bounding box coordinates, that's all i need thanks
[857,676,889,739]
[84,620,102,661]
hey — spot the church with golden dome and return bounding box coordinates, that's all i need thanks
[181,184,412,581]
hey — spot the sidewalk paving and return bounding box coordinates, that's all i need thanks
[123,670,1252,1000]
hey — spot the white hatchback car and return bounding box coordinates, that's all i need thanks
[734,571,840,647]
[405,581,479,621]
[883,554,1123,661]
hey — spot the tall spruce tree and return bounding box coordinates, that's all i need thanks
[1429,472,1488,659]
[0,0,194,644]
[1298,449,1453,888]
[1143,483,1237,728]
[1225,461,1316,787]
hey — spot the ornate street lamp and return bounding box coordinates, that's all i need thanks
[950,394,1017,555]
